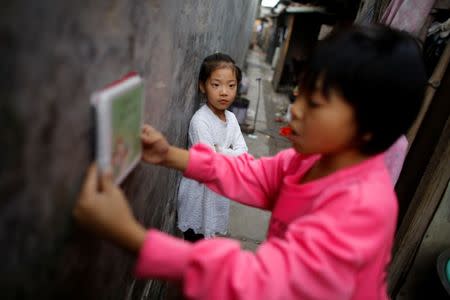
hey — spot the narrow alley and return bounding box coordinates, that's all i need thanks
[2,0,450,299]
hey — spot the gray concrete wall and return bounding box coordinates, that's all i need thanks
[0,1,258,299]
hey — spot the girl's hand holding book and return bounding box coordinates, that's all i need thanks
[141,124,171,165]
[73,165,146,253]
[140,124,189,172]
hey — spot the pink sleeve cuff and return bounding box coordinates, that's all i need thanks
[134,229,192,280]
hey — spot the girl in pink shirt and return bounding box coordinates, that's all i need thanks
[74,25,426,300]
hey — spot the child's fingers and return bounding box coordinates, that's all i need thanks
[74,164,98,220]
[141,129,164,145]
[140,131,151,142]
[100,171,115,193]
[140,125,154,141]
[81,164,98,198]
[141,124,156,137]
[141,124,151,131]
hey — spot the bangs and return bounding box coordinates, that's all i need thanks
[298,29,372,101]
[298,68,337,100]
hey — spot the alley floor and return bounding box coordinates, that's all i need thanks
[226,48,291,251]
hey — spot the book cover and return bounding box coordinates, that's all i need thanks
[91,73,144,184]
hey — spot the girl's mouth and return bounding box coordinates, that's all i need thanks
[279,126,293,137]
[288,123,301,136]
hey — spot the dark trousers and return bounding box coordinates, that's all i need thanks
[183,228,204,242]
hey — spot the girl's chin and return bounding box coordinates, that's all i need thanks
[215,103,230,109]
[292,144,316,156]
[292,144,304,153]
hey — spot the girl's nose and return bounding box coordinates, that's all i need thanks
[220,86,228,95]
[291,98,304,120]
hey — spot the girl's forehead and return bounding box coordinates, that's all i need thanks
[209,67,237,81]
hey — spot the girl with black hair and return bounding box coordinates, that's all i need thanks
[178,53,247,241]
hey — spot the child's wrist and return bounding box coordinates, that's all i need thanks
[161,146,175,166]
[163,146,189,172]
[117,219,147,253]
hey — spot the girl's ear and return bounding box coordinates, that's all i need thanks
[199,81,206,94]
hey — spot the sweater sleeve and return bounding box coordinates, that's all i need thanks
[188,118,214,148]
[134,185,392,300]
[184,144,289,210]
[220,114,248,156]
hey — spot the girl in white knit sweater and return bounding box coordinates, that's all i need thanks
[178,53,247,241]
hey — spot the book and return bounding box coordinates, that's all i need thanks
[91,72,144,184]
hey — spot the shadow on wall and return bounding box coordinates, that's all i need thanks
[0,1,258,299]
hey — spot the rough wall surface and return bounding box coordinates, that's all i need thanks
[0,1,258,299]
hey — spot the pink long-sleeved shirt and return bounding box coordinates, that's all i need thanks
[135,144,398,300]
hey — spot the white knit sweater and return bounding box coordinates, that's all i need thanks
[177,104,248,237]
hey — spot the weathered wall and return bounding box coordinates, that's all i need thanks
[0,1,258,299]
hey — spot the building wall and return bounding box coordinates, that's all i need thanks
[0,1,258,299]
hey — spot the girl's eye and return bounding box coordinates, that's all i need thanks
[229,84,236,88]
[212,83,219,88]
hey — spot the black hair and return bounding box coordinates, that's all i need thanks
[299,25,427,155]
[198,53,242,85]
